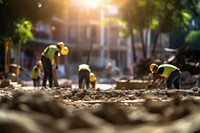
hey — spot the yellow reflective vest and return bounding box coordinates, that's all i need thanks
[158,64,178,78]
[31,65,40,79]
[42,45,59,64]
[78,64,91,72]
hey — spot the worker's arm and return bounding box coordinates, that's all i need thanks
[147,74,159,89]
[157,77,166,88]
[151,74,159,84]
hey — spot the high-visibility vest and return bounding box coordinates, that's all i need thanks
[78,64,91,72]
[158,64,178,78]
[42,45,58,64]
[31,65,40,79]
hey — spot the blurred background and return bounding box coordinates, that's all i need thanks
[0,0,200,82]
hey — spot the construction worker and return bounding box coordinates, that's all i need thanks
[41,42,69,88]
[90,72,96,89]
[105,62,113,79]
[147,63,182,89]
[31,60,42,87]
[78,64,91,89]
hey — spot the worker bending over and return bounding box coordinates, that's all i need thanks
[41,42,68,88]
[78,64,91,89]
[31,60,42,87]
[148,63,182,89]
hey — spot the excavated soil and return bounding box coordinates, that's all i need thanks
[0,86,200,133]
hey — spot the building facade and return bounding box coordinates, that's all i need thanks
[65,0,130,76]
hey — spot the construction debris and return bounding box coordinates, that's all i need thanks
[0,87,199,133]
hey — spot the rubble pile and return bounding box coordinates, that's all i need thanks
[0,88,200,133]
[136,48,200,86]
[136,48,200,77]
[170,48,200,75]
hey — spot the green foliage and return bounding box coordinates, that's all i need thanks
[0,0,69,37]
[119,0,161,36]
[118,0,199,34]
[116,0,200,56]
[185,30,200,45]
[13,19,33,48]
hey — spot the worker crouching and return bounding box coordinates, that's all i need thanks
[31,60,42,87]
[90,72,96,89]
[147,63,182,89]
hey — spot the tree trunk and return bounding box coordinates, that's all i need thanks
[152,31,160,57]
[139,30,146,58]
[4,38,12,76]
[130,30,137,77]
[130,30,137,63]
[152,9,172,57]
[16,44,21,83]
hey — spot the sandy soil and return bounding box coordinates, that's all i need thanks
[0,84,200,133]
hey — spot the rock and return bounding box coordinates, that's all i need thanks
[93,103,130,125]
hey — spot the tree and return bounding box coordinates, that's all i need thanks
[118,0,157,61]
[185,30,200,48]
[0,0,69,80]
[151,0,200,56]
[119,0,140,64]
[13,19,33,82]
[116,0,200,59]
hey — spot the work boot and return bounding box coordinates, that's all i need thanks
[40,86,46,90]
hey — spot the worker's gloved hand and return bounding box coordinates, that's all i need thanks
[55,65,58,69]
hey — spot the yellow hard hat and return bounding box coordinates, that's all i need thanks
[90,72,96,82]
[61,47,69,55]
[149,63,158,73]
[37,60,42,67]
[57,42,65,49]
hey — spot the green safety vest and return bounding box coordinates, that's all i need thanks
[31,65,40,79]
[158,64,178,78]
[78,64,91,72]
[42,45,58,64]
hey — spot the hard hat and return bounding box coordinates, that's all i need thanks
[90,72,96,82]
[149,63,158,73]
[37,60,42,67]
[57,42,65,49]
[61,47,69,55]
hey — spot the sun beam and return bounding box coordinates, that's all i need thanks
[73,0,103,8]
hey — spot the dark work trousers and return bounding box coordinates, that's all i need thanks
[167,69,182,89]
[41,56,53,87]
[78,69,90,89]
[32,77,40,87]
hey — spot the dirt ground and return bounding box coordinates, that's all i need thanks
[0,84,200,133]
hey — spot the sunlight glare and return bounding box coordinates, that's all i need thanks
[75,0,102,8]
[37,2,42,8]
